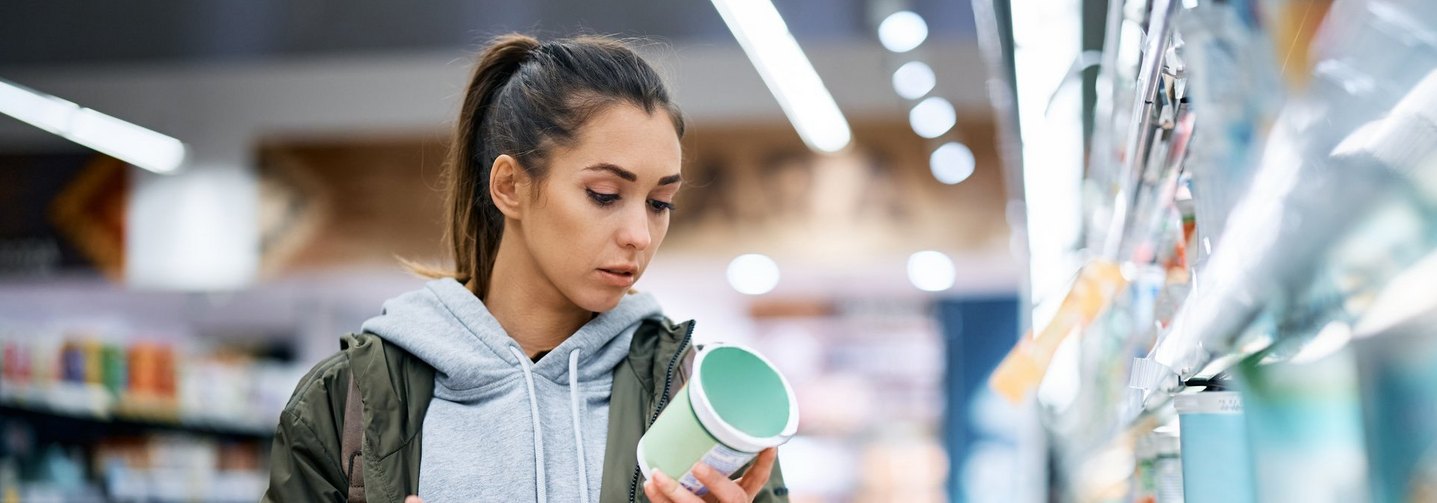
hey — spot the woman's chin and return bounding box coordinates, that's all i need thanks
[571,289,626,314]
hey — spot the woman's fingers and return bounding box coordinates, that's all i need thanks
[643,478,670,503]
[649,470,705,503]
[737,448,778,498]
[691,463,749,502]
[404,497,424,503]
[649,451,778,503]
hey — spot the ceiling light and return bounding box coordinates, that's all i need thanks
[909,96,956,139]
[711,0,852,153]
[0,78,185,174]
[878,11,929,53]
[892,60,937,100]
[908,251,956,292]
[727,253,781,295]
[931,142,976,184]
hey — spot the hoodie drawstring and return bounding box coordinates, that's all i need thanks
[568,349,591,501]
[508,346,548,503]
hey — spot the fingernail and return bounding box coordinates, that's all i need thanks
[693,463,711,476]
[653,470,672,488]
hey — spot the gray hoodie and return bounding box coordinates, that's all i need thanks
[360,278,663,503]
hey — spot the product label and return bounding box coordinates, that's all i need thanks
[676,443,756,496]
[1215,395,1242,413]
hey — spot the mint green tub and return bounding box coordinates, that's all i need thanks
[636,343,799,496]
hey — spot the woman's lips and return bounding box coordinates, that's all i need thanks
[598,268,637,287]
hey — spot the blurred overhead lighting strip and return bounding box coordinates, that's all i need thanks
[710,0,852,153]
[0,77,186,174]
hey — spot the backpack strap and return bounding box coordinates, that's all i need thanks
[343,371,367,502]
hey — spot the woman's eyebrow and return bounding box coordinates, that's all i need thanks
[584,163,637,182]
[584,163,682,185]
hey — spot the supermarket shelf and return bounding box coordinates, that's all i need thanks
[0,385,275,439]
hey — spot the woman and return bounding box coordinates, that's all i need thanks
[262,34,786,503]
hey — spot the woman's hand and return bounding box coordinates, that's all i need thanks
[643,448,778,503]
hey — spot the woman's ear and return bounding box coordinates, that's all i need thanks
[490,154,526,219]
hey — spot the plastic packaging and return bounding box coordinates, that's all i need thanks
[1237,348,1369,503]
[637,344,799,496]
[1176,0,1283,266]
[1351,252,1437,502]
[1146,0,1437,383]
[1173,390,1254,503]
[990,260,1127,403]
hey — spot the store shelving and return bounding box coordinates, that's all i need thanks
[984,0,1437,499]
[0,325,302,502]
[0,390,274,440]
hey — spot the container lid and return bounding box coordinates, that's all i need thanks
[688,343,800,452]
[1173,390,1242,414]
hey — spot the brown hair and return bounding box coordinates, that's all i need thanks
[413,33,685,298]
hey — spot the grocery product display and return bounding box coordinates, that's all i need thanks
[0,324,305,501]
[981,0,1437,500]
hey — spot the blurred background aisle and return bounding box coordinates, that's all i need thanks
[0,1,1024,501]
[10,1,1430,502]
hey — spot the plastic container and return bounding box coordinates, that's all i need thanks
[1238,348,1370,503]
[1174,391,1255,503]
[636,343,799,496]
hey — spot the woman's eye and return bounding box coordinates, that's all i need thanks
[587,189,620,206]
[648,199,676,213]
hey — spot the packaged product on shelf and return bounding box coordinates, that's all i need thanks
[100,340,126,397]
[1350,252,1437,502]
[1235,346,1369,503]
[1175,0,1283,264]
[0,324,303,434]
[1353,324,1437,502]
[1132,433,1157,503]
[1151,430,1182,503]
[1047,265,1168,461]
[0,441,104,503]
[95,434,267,503]
[1173,385,1253,503]
[1132,426,1183,503]
[1118,101,1194,268]
[990,259,1127,403]
[1100,0,1185,261]
[105,341,177,424]
[1141,1,1437,388]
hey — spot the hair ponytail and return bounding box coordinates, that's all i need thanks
[436,34,538,297]
[408,33,684,299]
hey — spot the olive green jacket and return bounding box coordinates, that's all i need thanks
[261,318,789,502]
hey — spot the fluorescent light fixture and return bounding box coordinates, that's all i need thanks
[909,96,956,139]
[0,78,185,174]
[892,60,937,100]
[727,253,781,295]
[930,142,976,184]
[0,79,75,136]
[878,11,929,53]
[711,0,852,153]
[1010,0,1085,304]
[907,250,956,292]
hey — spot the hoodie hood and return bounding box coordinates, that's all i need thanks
[359,277,663,502]
[360,277,662,395]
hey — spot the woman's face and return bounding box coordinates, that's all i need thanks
[516,103,682,313]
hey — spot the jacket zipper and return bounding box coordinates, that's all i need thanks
[629,320,695,503]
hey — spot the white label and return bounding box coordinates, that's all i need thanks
[676,444,757,496]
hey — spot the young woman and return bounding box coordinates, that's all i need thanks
[262,34,786,503]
